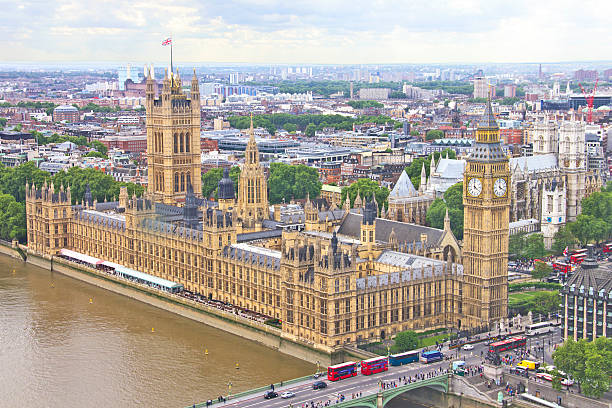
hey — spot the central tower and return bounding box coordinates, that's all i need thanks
[462,100,510,329]
[146,68,201,204]
[236,117,269,231]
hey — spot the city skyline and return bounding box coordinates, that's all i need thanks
[2,0,611,64]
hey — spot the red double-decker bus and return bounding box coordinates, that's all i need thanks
[327,361,357,381]
[603,243,612,253]
[360,356,388,376]
[489,336,526,353]
[570,253,587,264]
[553,262,571,275]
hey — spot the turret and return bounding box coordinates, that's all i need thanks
[419,162,427,193]
[217,167,235,212]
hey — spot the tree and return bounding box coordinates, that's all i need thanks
[523,234,546,259]
[347,100,384,109]
[0,162,50,203]
[201,167,240,198]
[509,232,526,257]
[425,182,463,239]
[305,123,316,138]
[393,330,420,352]
[425,129,444,141]
[409,129,420,137]
[284,123,297,133]
[265,123,276,136]
[569,215,607,246]
[341,178,389,212]
[532,261,552,280]
[52,167,143,204]
[0,193,26,242]
[551,226,575,255]
[91,140,108,155]
[85,151,107,159]
[554,338,612,398]
[268,163,321,204]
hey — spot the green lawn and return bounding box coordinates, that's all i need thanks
[420,333,454,347]
[509,290,555,305]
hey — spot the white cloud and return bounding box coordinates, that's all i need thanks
[0,0,609,63]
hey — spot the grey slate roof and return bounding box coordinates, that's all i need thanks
[510,153,558,172]
[237,229,283,242]
[389,171,418,198]
[337,212,445,247]
[435,159,466,179]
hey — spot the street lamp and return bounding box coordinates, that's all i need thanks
[316,360,320,376]
[227,381,232,399]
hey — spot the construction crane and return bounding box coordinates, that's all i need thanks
[578,79,599,123]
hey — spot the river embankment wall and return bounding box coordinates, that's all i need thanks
[1,243,342,366]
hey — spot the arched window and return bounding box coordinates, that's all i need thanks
[185,132,190,152]
[174,173,179,192]
[181,173,185,192]
[180,133,184,153]
[174,133,178,154]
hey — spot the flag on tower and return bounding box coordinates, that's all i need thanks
[162,38,172,46]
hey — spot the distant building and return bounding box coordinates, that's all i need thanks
[53,105,80,123]
[504,85,517,98]
[358,88,390,100]
[473,76,491,99]
[117,64,133,91]
[603,68,612,81]
[574,69,598,82]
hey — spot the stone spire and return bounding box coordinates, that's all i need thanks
[444,207,451,231]
[420,162,427,193]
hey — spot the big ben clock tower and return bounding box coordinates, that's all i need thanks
[462,99,510,329]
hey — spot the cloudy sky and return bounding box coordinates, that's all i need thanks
[1,0,610,64]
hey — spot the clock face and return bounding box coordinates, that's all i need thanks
[467,178,482,197]
[493,178,507,197]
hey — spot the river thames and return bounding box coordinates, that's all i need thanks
[0,254,464,408]
[0,255,317,407]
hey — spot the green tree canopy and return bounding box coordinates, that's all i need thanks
[0,162,51,203]
[0,193,26,242]
[510,233,547,260]
[554,338,612,398]
[305,123,316,137]
[52,167,143,204]
[91,140,108,155]
[341,178,389,213]
[551,226,576,255]
[85,151,107,159]
[201,167,240,198]
[268,163,321,204]
[284,123,297,133]
[532,261,553,280]
[347,100,384,109]
[425,129,444,141]
[393,330,420,353]
[425,182,463,239]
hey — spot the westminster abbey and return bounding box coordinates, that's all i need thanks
[26,69,509,352]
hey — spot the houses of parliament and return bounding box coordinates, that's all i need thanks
[25,68,509,353]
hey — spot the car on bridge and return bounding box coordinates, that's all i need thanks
[461,344,475,351]
[280,391,295,399]
[313,381,327,390]
[263,391,278,399]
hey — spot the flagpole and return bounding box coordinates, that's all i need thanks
[170,39,173,74]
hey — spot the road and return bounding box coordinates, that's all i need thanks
[206,324,564,408]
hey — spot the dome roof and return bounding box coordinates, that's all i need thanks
[218,167,235,200]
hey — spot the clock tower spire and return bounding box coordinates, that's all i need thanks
[462,99,510,330]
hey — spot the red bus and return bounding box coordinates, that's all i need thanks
[603,243,612,253]
[489,336,526,353]
[327,361,357,381]
[553,262,571,275]
[360,356,388,376]
[570,253,587,264]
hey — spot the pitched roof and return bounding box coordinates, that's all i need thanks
[389,171,418,198]
[510,154,557,172]
[337,212,445,247]
[435,159,466,179]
